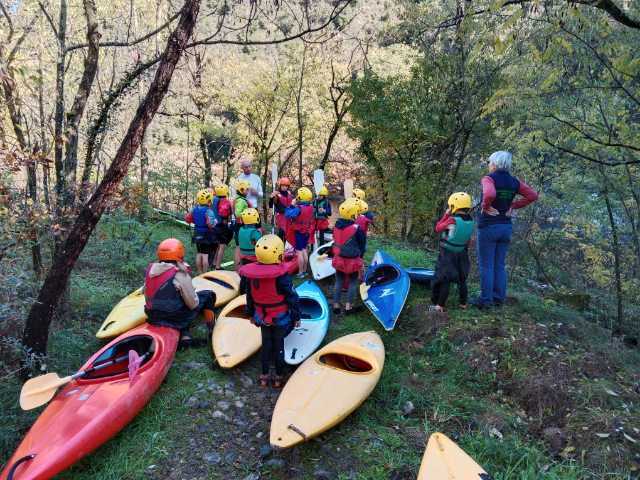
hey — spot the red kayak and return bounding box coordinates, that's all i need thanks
[1,324,179,480]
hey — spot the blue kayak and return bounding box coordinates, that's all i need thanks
[284,280,330,365]
[406,267,435,286]
[360,250,411,331]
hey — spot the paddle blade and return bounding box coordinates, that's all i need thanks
[359,283,370,301]
[271,163,278,187]
[313,169,324,195]
[343,179,353,199]
[128,350,142,382]
[20,373,67,410]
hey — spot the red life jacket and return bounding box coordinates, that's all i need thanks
[292,204,315,234]
[144,264,184,312]
[239,262,290,325]
[356,214,372,234]
[216,197,232,221]
[332,224,363,274]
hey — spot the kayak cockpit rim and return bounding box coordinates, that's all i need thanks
[199,275,234,290]
[317,353,373,373]
[299,297,324,320]
[82,335,155,381]
[366,264,400,287]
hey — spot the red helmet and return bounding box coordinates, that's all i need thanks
[278,177,291,187]
[157,238,185,262]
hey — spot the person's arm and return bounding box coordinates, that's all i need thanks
[174,270,199,310]
[277,274,300,323]
[254,175,263,198]
[435,213,455,233]
[355,228,367,256]
[245,282,255,317]
[326,201,332,216]
[481,176,496,211]
[511,180,539,209]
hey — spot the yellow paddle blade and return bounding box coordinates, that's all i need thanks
[20,373,72,410]
[359,283,370,301]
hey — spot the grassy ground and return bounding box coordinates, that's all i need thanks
[1,214,639,479]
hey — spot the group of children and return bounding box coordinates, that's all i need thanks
[145,180,473,388]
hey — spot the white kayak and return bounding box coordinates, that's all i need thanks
[284,281,330,365]
[309,241,336,281]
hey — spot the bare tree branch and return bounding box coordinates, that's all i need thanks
[37,1,58,38]
[543,138,640,166]
[65,10,181,53]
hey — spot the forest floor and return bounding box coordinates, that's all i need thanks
[1,213,640,479]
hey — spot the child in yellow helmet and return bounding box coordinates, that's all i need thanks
[184,189,215,274]
[209,184,233,270]
[313,185,333,245]
[429,192,474,312]
[285,187,315,278]
[233,180,252,269]
[239,235,300,388]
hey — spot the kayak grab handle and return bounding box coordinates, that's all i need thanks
[287,424,307,441]
[7,454,36,480]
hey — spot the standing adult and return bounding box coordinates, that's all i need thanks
[473,151,539,309]
[234,157,263,209]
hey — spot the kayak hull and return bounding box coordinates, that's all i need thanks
[1,324,179,480]
[406,267,435,286]
[360,250,411,331]
[284,281,330,365]
[211,295,261,368]
[270,331,385,449]
[96,270,241,339]
[309,242,335,281]
[417,432,489,479]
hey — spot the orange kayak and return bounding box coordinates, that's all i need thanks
[1,324,179,480]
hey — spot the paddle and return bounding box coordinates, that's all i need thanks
[270,163,278,234]
[20,352,132,410]
[312,169,325,244]
[343,179,353,200]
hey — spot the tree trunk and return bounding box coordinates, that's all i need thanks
[1,60,44,278]
[295,46,307,185]
[62,0,100,208]
[53,0,68,209]
[601,169,624,333]
[37,51,51,211]
[200,134,212,186]
[80,56,161,203]
[22,0,201,357]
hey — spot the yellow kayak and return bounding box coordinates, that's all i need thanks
[270,331,385,449]
[211,294,261,368]
[417,432,490,479]
[96,270,241,339]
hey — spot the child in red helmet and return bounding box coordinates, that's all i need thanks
[144,238,216,348]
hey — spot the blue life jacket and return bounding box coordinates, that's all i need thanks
[192,205,210,235]
[212,197,221,223]
[478,169,519,228]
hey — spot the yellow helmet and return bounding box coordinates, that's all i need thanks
[353,188,365,201]
[241,208,260,225]
[214,184,229,197]
[319,185,329,196]
[339,198,360,220]
[297,187,313,202]
[448,192,472,213]
[197,188,212,205]
[255,234,284,265]
[236,180,251,195]
[356,199,369,215]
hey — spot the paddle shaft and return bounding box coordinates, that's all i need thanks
[26,353,131,397]
[271,164,278,234]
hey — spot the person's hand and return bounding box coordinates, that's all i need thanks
[445,207,451,215]
[318,207,325,214]
[484,206,499,216]
[270,191,278,199]
[294,319,301,328]
[505,208,513,217]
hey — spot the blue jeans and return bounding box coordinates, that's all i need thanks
[476,223,512,305]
